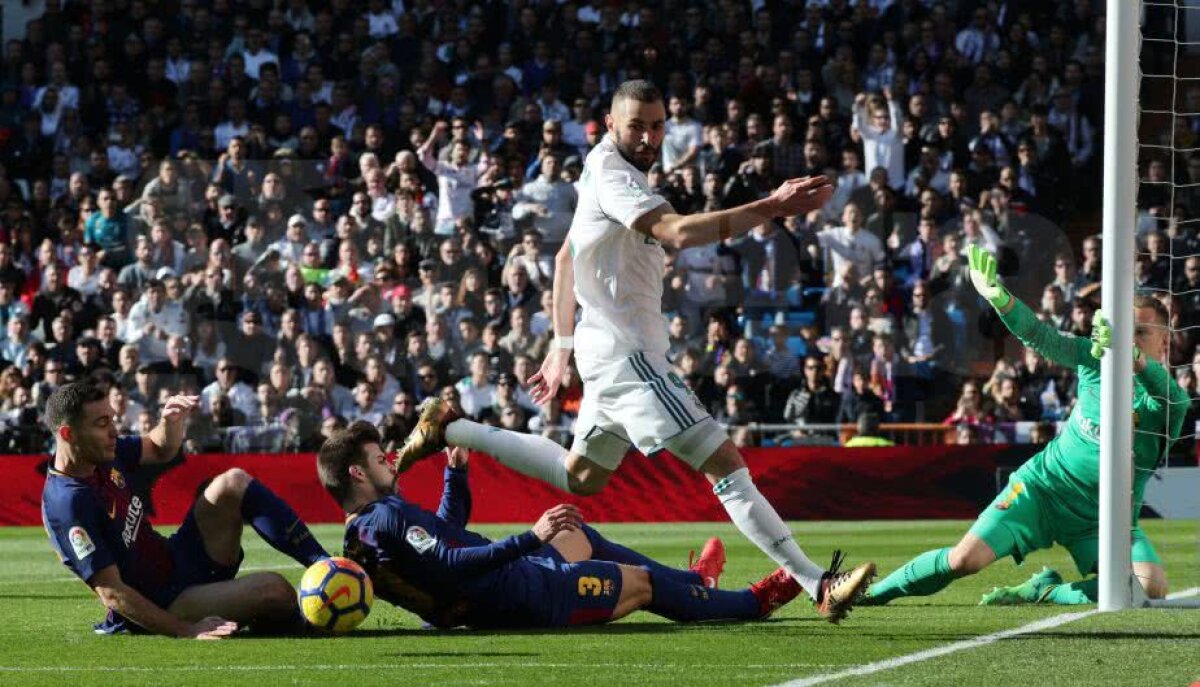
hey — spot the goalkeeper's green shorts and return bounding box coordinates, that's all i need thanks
[969,470,1162,576]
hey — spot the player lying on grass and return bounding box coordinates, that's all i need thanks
[317,421,807,629]
[860,246,1187,607]
[41,381,329,638]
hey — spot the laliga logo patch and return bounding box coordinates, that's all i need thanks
[405,525,437,554]
[68,526,96,560]
[109,468,125,489]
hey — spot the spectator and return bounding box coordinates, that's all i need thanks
[83,187,134,269]
[817,203,886,284]
[844,413,895,448]
[513,154,576,248]
[853,92,906,190]
[837,368,885,424]
[784,354,840,429]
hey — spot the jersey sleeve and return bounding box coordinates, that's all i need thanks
[115,435,144,472]
[46,488,115,584]
[1136,358,1190,444]
[430,530,542,577]
[997,298,1096,371]
[596,159,668,230]
[435,466,471,527]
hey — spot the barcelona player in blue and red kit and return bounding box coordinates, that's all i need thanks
[41,382,329,638]
[317,422,804,629]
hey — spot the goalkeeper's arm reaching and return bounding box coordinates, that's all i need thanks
[969,245,1188,433]
[967,245,1096,370]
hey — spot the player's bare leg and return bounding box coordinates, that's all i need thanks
[193,468,251,565]
[562,452,613,494]
[701,440,875,623]
[947,533,998,574]
[547,527,593,562]
[609,566,654,621]
[1135,561,1168,599]
[169,573,297,626]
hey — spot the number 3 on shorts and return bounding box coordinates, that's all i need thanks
[578,576,603,596]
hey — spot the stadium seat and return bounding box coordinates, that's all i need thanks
[786,336,808,357]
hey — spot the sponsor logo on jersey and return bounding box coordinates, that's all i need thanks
[68,526,96,560]
[405,525,437,554]
[1076,416,1101,443]
[121,496,143,547]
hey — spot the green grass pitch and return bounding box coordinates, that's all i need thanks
[0,520,1197,687]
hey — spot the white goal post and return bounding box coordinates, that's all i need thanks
[1098,0,1140,613]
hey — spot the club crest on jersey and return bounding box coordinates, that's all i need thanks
[624,175,647,199]
[995,481,1024,511]
[109,468,125,489]
[405,525,437,554]
[68,526,96,560]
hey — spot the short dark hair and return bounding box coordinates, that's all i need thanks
[1134,294,1170,326]
[612,79,663,108]
[316,420,382,506]
[45,382,108,431]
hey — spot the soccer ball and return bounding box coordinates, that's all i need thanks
[297,557,374,634]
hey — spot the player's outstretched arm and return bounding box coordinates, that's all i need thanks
[529,239,576,405]
[143,394,200,464]
[435,447,472,527]
[90,565,237,639]
[968,245,1094,370]
[632,176,833,250]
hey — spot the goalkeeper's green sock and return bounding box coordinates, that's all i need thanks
[1041,577,1097,605]
[861,547,955,605]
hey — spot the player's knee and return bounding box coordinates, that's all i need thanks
[948,542,990,575]
[209,468,254,499]
[699,441,744,480]
[256,572,297,612]
[567,471,608,496]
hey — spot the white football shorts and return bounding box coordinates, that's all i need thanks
[571,352,728,470]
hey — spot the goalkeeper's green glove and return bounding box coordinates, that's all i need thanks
[1090,310,1145,363]
[967,245,1012,310]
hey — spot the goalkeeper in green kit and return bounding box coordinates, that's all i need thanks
[860,246,1188,606]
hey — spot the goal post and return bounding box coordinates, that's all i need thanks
[1098,0,1141,612]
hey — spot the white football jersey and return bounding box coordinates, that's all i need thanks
[569,136,670,377]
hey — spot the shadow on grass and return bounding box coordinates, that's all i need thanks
[345,617,814,639]
[1006,631,1200,641]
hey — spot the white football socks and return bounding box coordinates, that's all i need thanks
[444,420,572,493]
[713,467,824,597]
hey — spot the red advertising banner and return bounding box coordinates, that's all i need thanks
[0,445,1034,527]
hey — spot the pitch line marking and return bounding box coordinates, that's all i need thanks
[770,587,1200,687]
[0,663,841,673]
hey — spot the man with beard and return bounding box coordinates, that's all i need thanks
[391,81,873,624]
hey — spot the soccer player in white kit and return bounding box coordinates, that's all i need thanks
[393,81,874,622]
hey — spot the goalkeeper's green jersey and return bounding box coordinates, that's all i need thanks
[997,299,1189,522]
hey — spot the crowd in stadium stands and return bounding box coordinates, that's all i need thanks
[0,0,1194,459]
